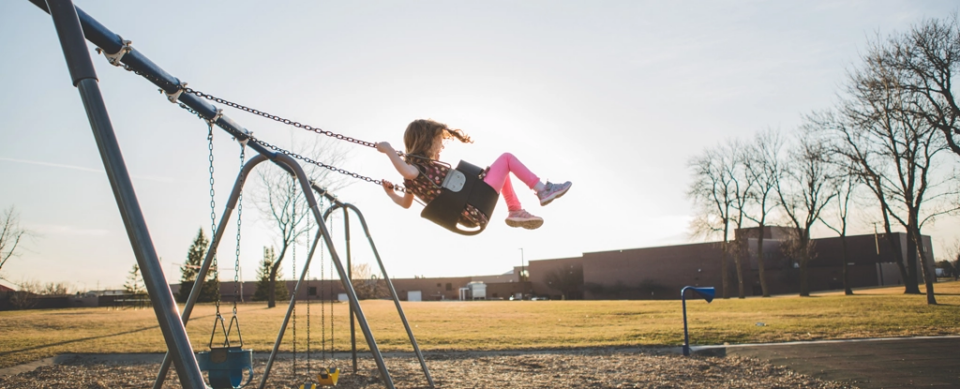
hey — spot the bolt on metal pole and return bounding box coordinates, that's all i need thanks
[44,1,206,388]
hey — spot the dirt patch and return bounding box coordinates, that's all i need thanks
[0,349,858,388]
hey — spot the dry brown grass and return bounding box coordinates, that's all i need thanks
[1,281,957,369]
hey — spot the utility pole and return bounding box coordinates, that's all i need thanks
[873,222,884,286]
[873,223,880,255]
[519,248,526,299]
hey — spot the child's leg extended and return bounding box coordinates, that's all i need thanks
[484,153,545,230]
[484,152,572,209]
[500,177,542,229]
[483,153,540,191]
[499,176,522,212]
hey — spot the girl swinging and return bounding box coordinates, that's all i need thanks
[377,119,572,230]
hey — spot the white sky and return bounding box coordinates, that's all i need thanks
[1,1,958,291]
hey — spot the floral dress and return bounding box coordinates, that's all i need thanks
[403,159,489,228]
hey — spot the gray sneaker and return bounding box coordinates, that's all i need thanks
[505,209,543,230]
[537,181,572,206]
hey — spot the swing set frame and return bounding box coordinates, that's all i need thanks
[32,1,432,388]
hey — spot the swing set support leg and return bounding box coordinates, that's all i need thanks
[319,198,436,389]
[256,155,397,389]
[41,1,206,388]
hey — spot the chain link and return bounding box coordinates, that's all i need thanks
[250,136,407,193]
[330,218,334,356]
[182,88,378,149]
[116,64,406,193]
[208,123,221,316]
[306,201,313,373]
[291,194,297,375]
[233,147,245,316]
[175,92,408,193]
[320,214,326,362]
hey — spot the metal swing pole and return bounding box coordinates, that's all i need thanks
[41,1,207,388]
[258,155,397,389]
[345,206,359,373]
[152,153,264,389]
[316,190,435,389]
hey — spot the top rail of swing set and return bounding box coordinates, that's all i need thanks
[27,0,289,170]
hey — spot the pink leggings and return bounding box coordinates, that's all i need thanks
[482,153,540,212]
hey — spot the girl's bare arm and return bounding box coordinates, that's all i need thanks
[376,142,418,180]
[382,180,414,208]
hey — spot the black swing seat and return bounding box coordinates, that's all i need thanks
[420,160,499,236]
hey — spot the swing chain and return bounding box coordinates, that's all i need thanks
[113,62,405,195]
[177,97,406,194]
[292,196,297,375]
[320,212,326,362]
[250,137,407,193]
[182,88,378,148]
[208,122,221,316]
[234,146,245,316]
[105,50,372,150]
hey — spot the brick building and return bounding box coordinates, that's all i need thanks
[170,227,935,302]
[565,227,931,300]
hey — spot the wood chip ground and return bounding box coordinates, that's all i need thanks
[0,350,859,388]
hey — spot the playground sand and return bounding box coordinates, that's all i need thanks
[0,350,858,388]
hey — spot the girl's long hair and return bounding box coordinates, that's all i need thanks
[403,119,472,159]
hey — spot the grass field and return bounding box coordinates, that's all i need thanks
[1,281,958,369]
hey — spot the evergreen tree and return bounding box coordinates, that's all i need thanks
[177,228,220,303]
[253,246,288,302]
[123,264,146,297]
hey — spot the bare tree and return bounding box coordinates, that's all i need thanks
[778,227,815,289]
[775,127,837,297]
[818,110,914,293]
[826,37,960,304]
[350,263,387,300]
[935,238,960,281]
[723,140,752,299]
[687,145,734,299]
[818,170,860,295]
[15,278,43,294]
[255,167,315,308]
[544,264,584,300]
[42,282,71,296]
[0,206,28,274]
[742,130,786,297]
[881,16,960,158]
[252,139,348,308]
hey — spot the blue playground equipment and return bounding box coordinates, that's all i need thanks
[30,1,435,388]
[196,346,254,389]
[680,286,715,356]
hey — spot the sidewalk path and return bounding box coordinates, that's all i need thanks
[715,337,960,389]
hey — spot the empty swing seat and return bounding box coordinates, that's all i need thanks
[197,346,254,389]
[420,160,499,236]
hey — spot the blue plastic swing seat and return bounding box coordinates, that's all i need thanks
[197,347,254,389]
